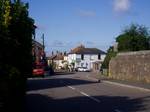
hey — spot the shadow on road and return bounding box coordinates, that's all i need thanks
[27,78,98,91]
[54,72,75,75]
[25,93,149,112]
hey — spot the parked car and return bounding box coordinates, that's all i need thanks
[77,67,91,72]
[32,64,45,77]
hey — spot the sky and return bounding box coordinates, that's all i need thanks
[23,0,150,55]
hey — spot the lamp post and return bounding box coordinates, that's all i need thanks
[42,33,45,50]
[41,33,47,66]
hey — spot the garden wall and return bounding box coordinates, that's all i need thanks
[109,50,150,83]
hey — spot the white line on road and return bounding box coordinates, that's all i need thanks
[86,75,150,92]
[80,91,101,103]
[80,91,90,97]
[67,85,101,103]
[104,81,150,92]
[114,109,122,112]
[67,86,75,90]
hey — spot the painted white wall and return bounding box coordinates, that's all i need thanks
[64,56,68,61]
[53,60,64,69]
[101,54,106,62]
[67,54,106,70]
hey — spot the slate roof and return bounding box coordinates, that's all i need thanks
[48,54,64,60]
[69,45,106,54]
[32,40,43,48]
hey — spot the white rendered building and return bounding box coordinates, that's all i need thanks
[67,45,106,71]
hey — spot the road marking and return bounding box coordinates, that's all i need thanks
[86,75,150,92]
[67,85,101,103]
[104,81,150,92]
[67,86,75,90]
[80,91,90,97]
[114,109,122,112]
[80,91,101,103]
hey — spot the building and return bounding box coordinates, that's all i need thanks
[32,40,45,65]
[47,53,66,70]
[67,45,106,72]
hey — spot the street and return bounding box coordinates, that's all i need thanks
[25,72,150,112]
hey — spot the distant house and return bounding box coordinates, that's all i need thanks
[32,40,45,64]
[68,45,106,72]
[47,53,65,70]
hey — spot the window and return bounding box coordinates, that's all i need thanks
[98,54,101,60]
[81,63,84,67]
[86,63,88,67]
[81,54,84,60]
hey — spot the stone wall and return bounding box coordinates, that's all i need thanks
[109,50,150,83]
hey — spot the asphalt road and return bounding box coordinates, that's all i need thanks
[25,72,150,112]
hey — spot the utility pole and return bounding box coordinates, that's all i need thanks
[42,33,45,50]
[42,33,47,65]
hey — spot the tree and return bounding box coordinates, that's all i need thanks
[101,46,117,69]
[0,0,35,73]
[116,24,150,52]
[0,0,11,65]
[0,0,35,111]
[9,0,35,75]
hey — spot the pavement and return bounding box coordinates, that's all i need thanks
[87,72,150,92]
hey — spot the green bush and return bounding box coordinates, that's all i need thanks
[101,46,117,69]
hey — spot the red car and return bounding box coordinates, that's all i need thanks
[32,64,45,77]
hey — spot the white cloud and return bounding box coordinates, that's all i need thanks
[114,0,130,13]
